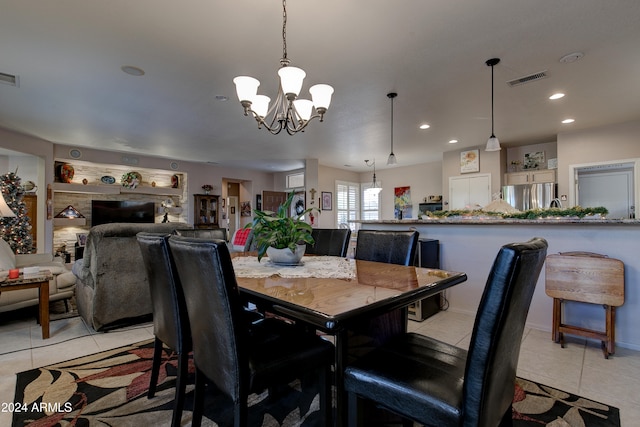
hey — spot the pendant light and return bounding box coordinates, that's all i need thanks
[365,159,382,195]
[485,58,501,151]
[387,92,398,164]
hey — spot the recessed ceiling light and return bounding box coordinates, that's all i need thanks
[449,139,458,144]
[419,124,430,130]
[562,118,575,124]
[549,93,565,100]
[121,65,145,76]
[215,95,229,101]
[559,52,584,63]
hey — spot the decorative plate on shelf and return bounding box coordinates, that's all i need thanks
[121,171,142,189]
[101,175,116,184]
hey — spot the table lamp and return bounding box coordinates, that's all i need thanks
[0,192,16,218]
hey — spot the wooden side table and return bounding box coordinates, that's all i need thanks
[0,270,54,339]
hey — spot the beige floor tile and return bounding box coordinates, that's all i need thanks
[31,335,101,368]
[0,349,32,377]
[91,324,154,351]
[0,327,32,354]
[29,317,92,346]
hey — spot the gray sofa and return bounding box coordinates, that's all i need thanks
[73,222,192,331]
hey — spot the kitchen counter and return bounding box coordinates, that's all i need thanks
[354,219,640,351]
[353,217,640,225]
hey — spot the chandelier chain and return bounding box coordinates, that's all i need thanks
[282,0,288,62]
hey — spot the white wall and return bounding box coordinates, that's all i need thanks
[557,120,640,200]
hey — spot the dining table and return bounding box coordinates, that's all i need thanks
[232,254,468,426]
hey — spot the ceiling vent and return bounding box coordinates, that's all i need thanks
[507,70,548,87]
[0,72,19,87]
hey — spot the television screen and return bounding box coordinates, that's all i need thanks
[91,200,155,226]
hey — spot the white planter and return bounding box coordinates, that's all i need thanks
[266,244,306,265]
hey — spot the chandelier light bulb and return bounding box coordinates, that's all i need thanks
[252,95,271,118]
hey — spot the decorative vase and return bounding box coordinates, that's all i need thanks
[266,244,306,265]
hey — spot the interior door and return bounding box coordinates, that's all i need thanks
[227,196,238,238]
[262,191,287,213]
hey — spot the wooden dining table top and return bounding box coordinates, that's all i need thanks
[233,254,467,331]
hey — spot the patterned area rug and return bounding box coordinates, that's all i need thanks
[12,340,620,427]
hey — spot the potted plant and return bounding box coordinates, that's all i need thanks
[246,191,315,263]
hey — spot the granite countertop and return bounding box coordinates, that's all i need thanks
[353,217,640,225]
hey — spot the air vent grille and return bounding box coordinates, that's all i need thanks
[507,70,548,87]
[0,72,19,87]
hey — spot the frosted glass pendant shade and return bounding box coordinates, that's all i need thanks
[485,135,501,151]
[309,84,334,109]
[278,66,306,96]
[293,99,314,121]
[233,76,260,102]
[252,95,271,118]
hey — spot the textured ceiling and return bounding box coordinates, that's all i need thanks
[0,0,639,171]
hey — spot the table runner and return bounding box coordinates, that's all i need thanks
[232,255,356,279]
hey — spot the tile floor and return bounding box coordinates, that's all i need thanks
[0,309,638,426]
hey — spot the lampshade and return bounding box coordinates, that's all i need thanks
[251,95,271,118]
[278,66,306,97]
[387,152,397,165]
[368,186,382,195]
[232,76,260,102]
[485,135,501,152]
[309,84,334,110]
[293,99,314,121]
[0,193,15,217]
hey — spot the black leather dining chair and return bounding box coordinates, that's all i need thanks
[136,232,191,427]
[348,229,420,363]
[306,228,352,257]
[354,229,418,265]
[344,237,548,427]
[167,235,334,427]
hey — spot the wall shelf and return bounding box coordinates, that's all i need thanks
[53,218,87,226]
[53,182,182,196]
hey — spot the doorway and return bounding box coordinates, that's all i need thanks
[572,161,637,219]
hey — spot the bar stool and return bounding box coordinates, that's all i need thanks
[545,252,624,358]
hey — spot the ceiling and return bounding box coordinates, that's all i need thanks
[1,1,639,172]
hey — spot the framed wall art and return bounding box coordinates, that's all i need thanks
[321,191,332,210]
[524,151,545,169]
[460,149,480,173]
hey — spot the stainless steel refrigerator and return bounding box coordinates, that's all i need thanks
[502,183,557,210]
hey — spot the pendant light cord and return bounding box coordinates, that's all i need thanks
[390,95,394,153]
[491,62,495,136]
[281,0,288,64]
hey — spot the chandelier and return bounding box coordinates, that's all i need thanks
[233,0,334,135]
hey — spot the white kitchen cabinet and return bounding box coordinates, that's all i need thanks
[504,169,556,185]
[449,174,491,210]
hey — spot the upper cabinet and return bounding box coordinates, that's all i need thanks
[193,194,219,228]
[504,169,556,185]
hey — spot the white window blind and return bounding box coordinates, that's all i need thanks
[336,181,360,231]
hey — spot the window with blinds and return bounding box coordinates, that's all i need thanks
[336,181,360,231]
